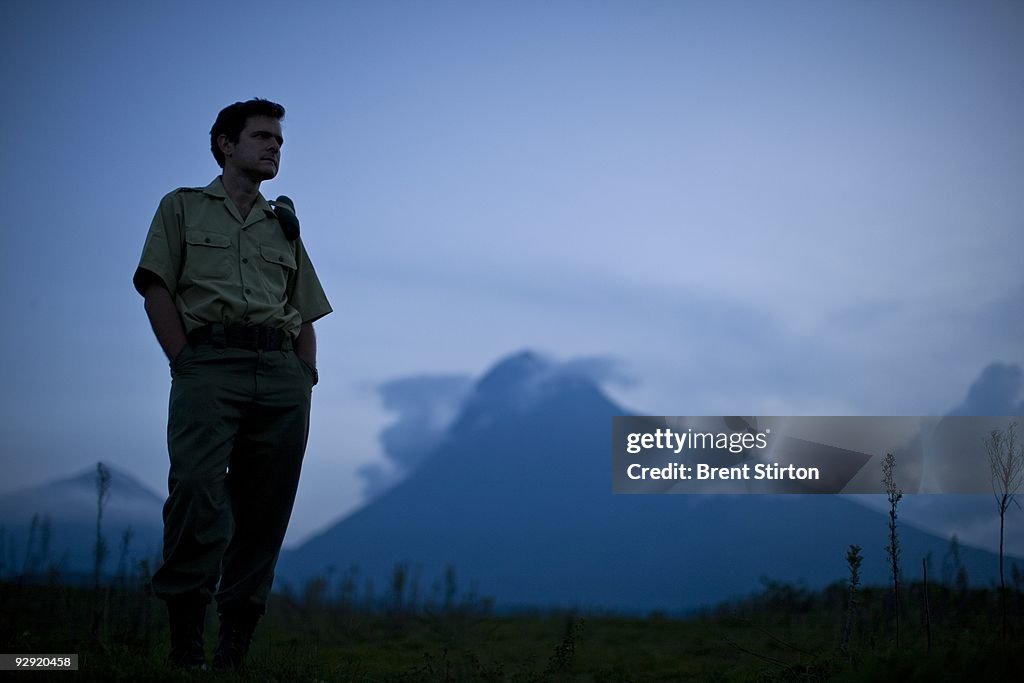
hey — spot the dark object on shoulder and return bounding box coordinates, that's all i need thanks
[271,195,300,240]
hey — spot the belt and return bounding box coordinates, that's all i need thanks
[188,324,290,351]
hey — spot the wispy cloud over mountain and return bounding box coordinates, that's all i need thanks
[358,374,473,497]
[359,353,634,498]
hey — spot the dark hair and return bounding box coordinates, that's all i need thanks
[210,98,286,168]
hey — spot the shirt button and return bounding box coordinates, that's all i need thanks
[242,258,248,264]
[245,288,252,294]
[204,238,211,243]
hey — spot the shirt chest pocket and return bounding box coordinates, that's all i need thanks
[258,243,297,296]
[184,230,233,281]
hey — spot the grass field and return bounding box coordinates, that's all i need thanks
[2,571,1021,682]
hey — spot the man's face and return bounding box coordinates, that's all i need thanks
[220,115,283,181]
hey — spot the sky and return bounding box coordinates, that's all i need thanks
[1,0,1023,547]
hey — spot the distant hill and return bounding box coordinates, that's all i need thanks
[277,351,1013,613]
[880,361,1024,559]
[0,464,163,578]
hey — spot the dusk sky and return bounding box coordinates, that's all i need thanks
[2,0,1023,546]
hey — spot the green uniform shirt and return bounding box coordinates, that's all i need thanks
[133,177,332,337]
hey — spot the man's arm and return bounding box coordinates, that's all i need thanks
[143,281,188,363]
[294,322,317,368]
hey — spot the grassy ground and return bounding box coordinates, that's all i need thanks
[1,576,1021,681]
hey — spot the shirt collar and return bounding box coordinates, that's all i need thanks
[201,176,228,198]
[202,176,274,225]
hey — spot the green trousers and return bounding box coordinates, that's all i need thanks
[151,340,314,615]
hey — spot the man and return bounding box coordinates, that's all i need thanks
[133,98,332,670]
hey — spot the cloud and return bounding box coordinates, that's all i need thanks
[357,374,473,498]
[358,352,635,499]
[558,356,636,389]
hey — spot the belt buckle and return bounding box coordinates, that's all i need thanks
[245,326,260,350]
[226,325,250,349]
[270,328,284,350]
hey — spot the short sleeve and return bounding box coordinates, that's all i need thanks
[287,236,332,324]
[133,193,183,297]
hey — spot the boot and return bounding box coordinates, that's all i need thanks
[166,597,207,670]
[212,606,261,671]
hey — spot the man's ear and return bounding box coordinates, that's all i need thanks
[217,134,233,160]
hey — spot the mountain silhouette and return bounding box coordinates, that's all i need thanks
[0,463,163,578]
[278,351,1009,612]
[886,361,1024,559]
